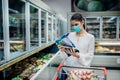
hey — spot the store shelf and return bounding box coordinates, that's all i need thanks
[0,42,55,71]
[30,51,60,80]
[95,44,120,46]
[95,52,120,55]
[96,42,120,45]
[9,24,20,27]
[95,41,120,55]
[86,22,100,24]
[87,28,99,30]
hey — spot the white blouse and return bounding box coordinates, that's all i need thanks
[59,32,95,69]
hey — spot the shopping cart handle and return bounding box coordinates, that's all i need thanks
[101,67,107,76]
[57,64,64,72]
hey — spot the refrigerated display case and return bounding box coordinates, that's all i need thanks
[0,0,64,63]
[2,43,61,80]
[85,16,119,41]
[31,51,63,80]
[6,52,57,80]
[93,41,120,68]
[0,0,67,79]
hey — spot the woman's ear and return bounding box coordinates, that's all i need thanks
[82,20,85,25]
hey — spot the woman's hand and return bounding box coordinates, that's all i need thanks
[65,48,80,58]
[58,45,65,52]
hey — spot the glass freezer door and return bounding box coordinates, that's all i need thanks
[86,17,100,39]
[48,13,52,42]
[118,17,120,39]
[30,5,39,48]
[102,16,117,39]
[9,0,26,57]
[53,17,56,40]
[41,10,47,44]
[0,0,4,63]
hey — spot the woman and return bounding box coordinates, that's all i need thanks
[58,13,95,80]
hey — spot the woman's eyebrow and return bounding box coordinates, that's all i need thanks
[71,23,79,26]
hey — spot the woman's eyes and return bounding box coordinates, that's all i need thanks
[74,24,78,26]
[72,24,78,26]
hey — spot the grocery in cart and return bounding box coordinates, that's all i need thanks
[55,64,107,80]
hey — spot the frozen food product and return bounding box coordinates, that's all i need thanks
[56,33,79,52]
[56,33,74,48]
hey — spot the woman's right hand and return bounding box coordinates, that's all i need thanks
[58,45,65,52]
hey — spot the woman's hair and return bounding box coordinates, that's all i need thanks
[70,13,85,29]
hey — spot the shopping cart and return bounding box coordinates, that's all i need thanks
[55,64,107,80]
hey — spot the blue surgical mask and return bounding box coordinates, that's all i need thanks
[72,25,81,32]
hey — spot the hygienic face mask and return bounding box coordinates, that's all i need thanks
[72,25,81,32]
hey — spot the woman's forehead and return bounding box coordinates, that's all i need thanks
[71,20,80,24]
[71,20,79,23]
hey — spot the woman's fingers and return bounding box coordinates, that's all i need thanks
[69,48,76,56]
[58,45,65,51]
[65,48,70,53]
[58,46,77,56]
[71,48,75,53]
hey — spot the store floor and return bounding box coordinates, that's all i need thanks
[107,70,120,80]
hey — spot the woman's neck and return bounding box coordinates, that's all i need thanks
[76,29,87,37]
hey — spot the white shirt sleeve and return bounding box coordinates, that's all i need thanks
[77,36,95,66]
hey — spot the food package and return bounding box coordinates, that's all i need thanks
[56,33,73,47]
[67,70,92,80]
[11,76,22,80]
[56,33,79,52]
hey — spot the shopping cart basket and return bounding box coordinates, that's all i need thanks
[55,64,107,80]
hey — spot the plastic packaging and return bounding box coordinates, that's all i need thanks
[56,33,79,53]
